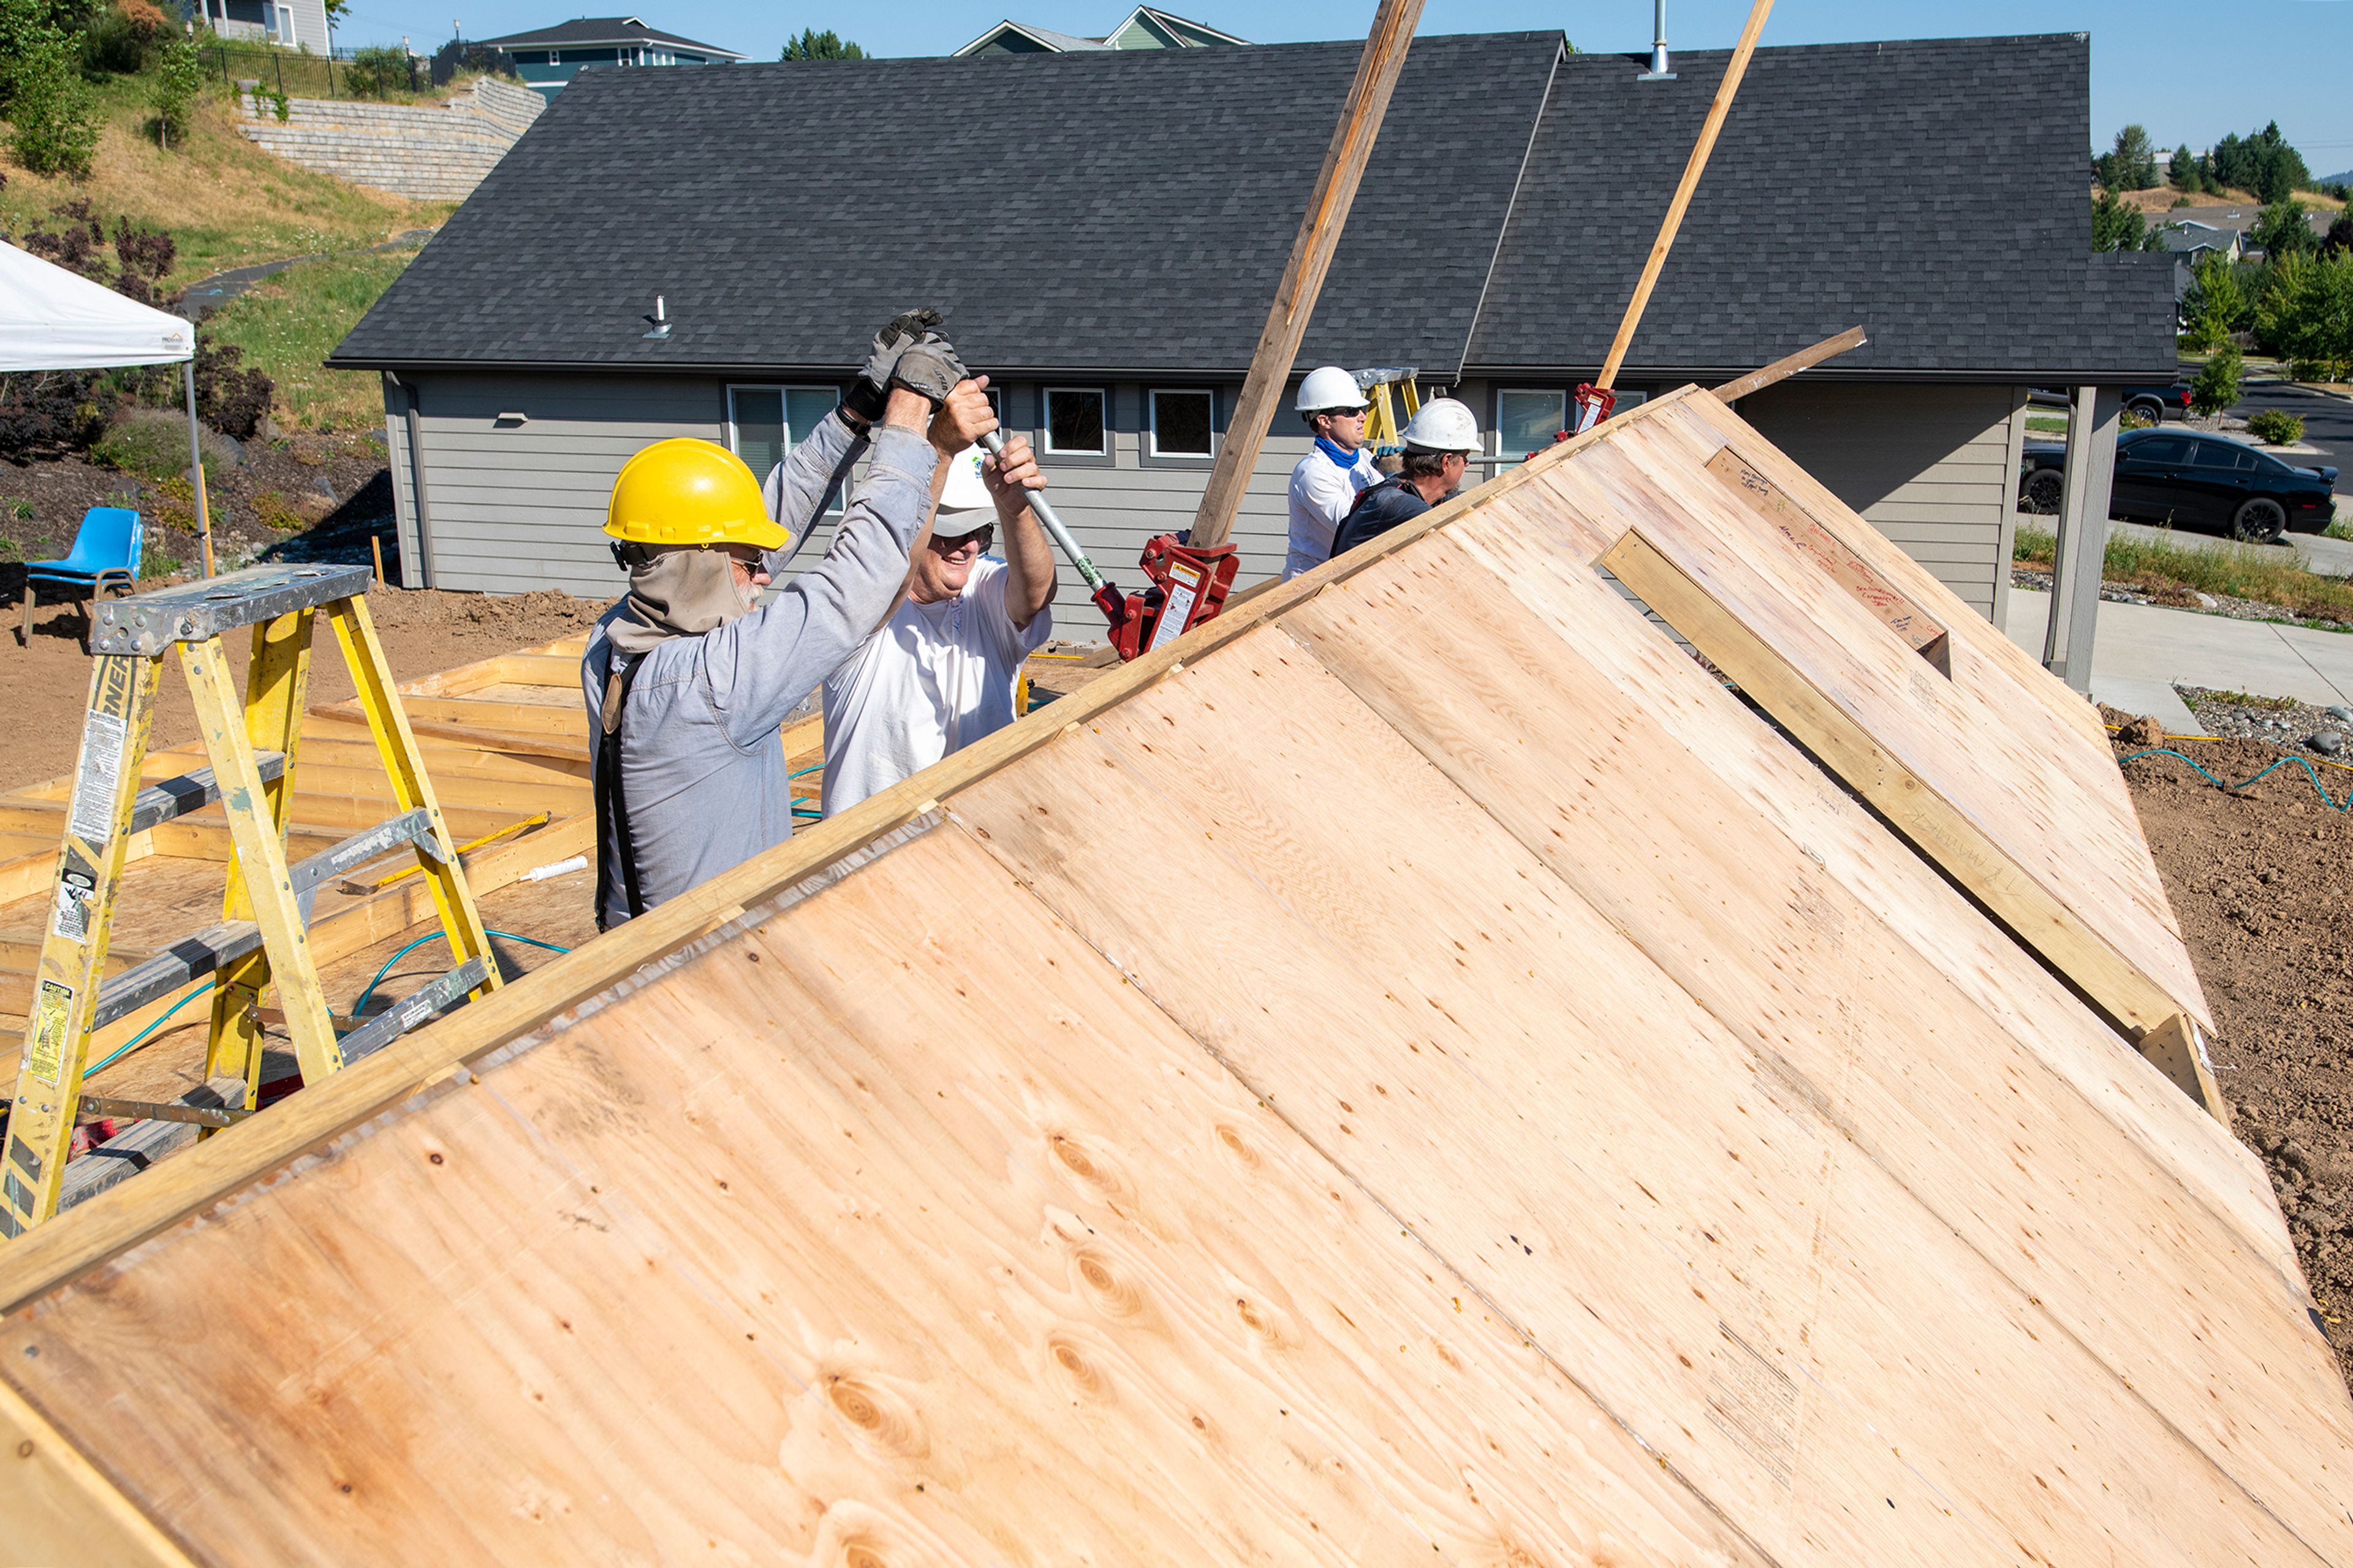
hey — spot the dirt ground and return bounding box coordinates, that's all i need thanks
[2109,717,2353,1377]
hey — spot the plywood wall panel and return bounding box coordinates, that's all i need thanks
[1279,539,2353,1544]
[1442,509,2286,1265]
[0,824,1768,1566]
[949,632,2336,1566]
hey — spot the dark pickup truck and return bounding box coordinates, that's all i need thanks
[2019,428,2340,542]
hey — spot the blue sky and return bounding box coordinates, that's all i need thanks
[343,1,2353,179]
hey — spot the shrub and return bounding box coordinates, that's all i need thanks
[6,27,101,176]
[151,31,199,147]
[0,370,105,458]
[88,407,234,480]
[2247,408,2306,445]
[191,338,271,438]
[347,44,409,97]
[78,0,153,72]
[2191,346,2244,417]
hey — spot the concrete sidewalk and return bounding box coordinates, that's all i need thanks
[2003,587,2353,725]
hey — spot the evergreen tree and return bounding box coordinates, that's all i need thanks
[2169,143,2203,194]
[779,28,864,61]
[2101,124,2160,191]
[2092,189,2164,252]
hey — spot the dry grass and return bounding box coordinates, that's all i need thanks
[2015,521,2353,625]
[2120,186,2347,214]
[0,74,452,285]
[203,250,412,430]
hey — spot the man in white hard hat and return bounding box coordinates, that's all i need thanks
[1283,365,1379,580]
[1328,398,1483,561]
[819,436,1056,817]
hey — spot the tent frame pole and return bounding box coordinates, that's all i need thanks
[183,357,213,578]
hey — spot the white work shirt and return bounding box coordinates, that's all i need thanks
[820,556,1053,817]
[1285,439,1379,580]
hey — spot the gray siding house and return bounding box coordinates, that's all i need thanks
[335,31,2174,630]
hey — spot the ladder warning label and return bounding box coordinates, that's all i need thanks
[67,710,129,847]
[25,980,75,1087]
[51,847,98,942]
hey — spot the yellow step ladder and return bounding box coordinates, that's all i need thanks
[0,564,500,1235]
[1357,365,1422,463]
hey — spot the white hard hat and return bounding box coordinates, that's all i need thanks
[935,444,994,529]
[1295,365,1368,414]
[1401,397,1481,455]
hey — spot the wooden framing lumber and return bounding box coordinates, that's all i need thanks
[1185,0,1425,549]
[1710,324,1867,403]
[1594,0,1775,390]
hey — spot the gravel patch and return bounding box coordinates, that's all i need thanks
[2175,686,2353,754]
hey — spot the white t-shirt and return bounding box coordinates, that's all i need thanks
[820,556,1052,817]
[1285,441,1379,580]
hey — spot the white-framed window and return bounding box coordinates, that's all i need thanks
[1044,387,1107,456]
[726,384,846,514]
[547,50,559,64]
[1148,388,1214,458]
[1495,388,1567,463]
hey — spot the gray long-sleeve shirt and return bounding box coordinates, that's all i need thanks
[582,414,934,926]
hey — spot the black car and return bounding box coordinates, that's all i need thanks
[2018,428,2340,542]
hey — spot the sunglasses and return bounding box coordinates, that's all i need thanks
[928,525,994,554]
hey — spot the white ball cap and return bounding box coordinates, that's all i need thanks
[1401,396,1481,455]
[935,444,995,526]
[1295,365,1369,414]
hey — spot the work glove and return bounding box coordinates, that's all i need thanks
[889,331,970,410]
[841,307,944,425]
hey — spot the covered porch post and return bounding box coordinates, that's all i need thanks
[2040,382,2120,694]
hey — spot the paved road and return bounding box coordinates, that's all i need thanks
[178,228,435,322]
[2229,375,2353,480]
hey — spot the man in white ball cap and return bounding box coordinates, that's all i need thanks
[818,435,1056,817]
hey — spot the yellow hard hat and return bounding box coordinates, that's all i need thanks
[604,438,784,550]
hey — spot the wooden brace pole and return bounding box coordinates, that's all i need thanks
[1185,0,1425,551]
[1711,325,1867,403]
[1595,0,1775,392]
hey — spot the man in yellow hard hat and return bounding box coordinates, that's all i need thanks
[583,312,993,927]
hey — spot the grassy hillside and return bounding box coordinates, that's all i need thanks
[0,69,452,286]
[203,249,414,431]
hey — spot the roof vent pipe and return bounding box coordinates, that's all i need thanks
[1638,0,1675,79]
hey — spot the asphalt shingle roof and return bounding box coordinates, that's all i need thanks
[473,16,743,58]
[1466,34,2175,381]
[332,31,2177,382]
[331,34,1561,379]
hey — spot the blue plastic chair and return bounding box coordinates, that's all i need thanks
[20,507,142,650]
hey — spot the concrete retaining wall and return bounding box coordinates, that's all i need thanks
[237,77,543,202]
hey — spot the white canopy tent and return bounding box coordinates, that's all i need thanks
[0,239,213,574]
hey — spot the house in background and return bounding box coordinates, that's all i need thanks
[953,7,1243,55]
[474,15,743,99]
[330,32,2172,642]
[191,0,328,54]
